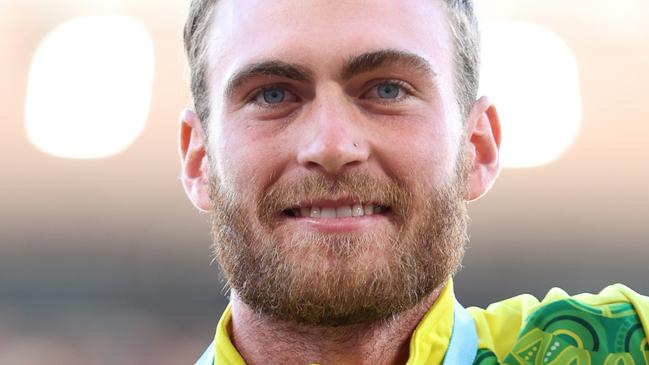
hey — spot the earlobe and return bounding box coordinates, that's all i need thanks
[465,96,502,201]
[179,108,213,212]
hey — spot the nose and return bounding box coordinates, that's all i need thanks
[297,94,369,175]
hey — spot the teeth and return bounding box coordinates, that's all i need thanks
[336,206,352,217]
[300,207,310,217]
[293,204,386,218]
[320,207,336,218]
[352,204,364,217]
[310,207,321,218]
[364,204,374,216]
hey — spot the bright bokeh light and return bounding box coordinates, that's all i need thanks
[479,22,582,168]
[25,15,154,159]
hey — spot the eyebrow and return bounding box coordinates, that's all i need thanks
[224,61,314,99]
[341,49,437,80]
[223,49,437,99]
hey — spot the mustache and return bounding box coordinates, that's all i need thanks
[257,171,413,226]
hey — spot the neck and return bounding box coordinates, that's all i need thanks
[228,287,443,365]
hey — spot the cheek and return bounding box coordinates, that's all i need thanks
[375,116,459,186]
[213,121,290,199]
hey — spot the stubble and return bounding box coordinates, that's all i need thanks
[209,152,470,326]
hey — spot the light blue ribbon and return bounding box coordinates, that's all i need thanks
[194,340,215,365]
[441,299,479,365]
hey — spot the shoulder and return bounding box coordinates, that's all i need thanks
[467,284,649,364]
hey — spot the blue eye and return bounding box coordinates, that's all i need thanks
[377,83,400,99]
[262,87,285,104]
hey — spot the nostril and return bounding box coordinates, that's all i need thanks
[306,161,322,170]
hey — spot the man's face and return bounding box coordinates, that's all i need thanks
[204,0,470,325]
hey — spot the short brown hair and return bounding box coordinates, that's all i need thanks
[183,0,480,130]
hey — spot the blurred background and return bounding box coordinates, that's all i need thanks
[1,0,647,364]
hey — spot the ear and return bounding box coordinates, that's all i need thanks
[179,108,212,212]
[464,96,502,201]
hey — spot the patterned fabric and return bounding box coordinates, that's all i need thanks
[470,285,649,365]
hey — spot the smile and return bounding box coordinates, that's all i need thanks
[282,199,391,219]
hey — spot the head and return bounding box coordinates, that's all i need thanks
[184,0,482,132]
[179,0,501,326]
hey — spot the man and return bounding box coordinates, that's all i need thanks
[178,0,649,364]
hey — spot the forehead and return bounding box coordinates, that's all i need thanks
[208,0,453,83]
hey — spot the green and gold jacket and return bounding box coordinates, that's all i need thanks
[195,279,649,364]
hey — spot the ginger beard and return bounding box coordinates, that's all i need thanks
[209,152,470,326]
